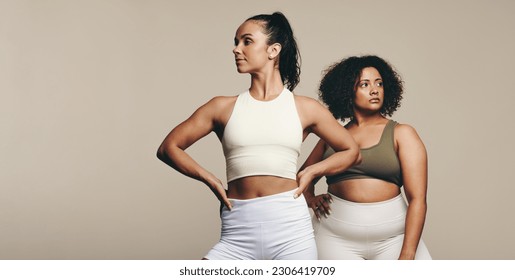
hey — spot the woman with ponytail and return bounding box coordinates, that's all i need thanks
[157,12,359,260]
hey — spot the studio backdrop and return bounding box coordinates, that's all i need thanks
[1,0,514,259]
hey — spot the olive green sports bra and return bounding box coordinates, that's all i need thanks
[324,120,403,187]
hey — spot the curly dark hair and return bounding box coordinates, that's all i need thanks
[247,12,301,91]
[318,55,403,121]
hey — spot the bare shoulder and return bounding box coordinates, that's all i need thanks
[293,94,327,114]
[293,94,337,131]
[206,95,238,109]
[205,95,239,127]
[394,122,425,146]
[192,95,237,117]
[293,94,322,106]
[395,123,419,137]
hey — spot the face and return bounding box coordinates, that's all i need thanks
[233,20,275,74]
[353,67,384,113]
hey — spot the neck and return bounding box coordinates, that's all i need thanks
[351,112,386,126]
[249,69,285,100]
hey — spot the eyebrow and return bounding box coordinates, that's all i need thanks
[235,33,253,40]
[359,78,383,82]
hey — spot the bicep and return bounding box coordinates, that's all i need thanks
[397,125,428,201]
[308,103,357,152]
[160,102,217,151]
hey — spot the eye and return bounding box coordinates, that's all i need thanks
[360,82,368,88]
[376,81,383,87]
[244,39,252,45]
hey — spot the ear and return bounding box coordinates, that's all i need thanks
[267,43,282,60]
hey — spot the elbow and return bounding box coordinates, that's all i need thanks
[156,144,168,162]
[157,141,182,168]
[156,148,164,162]
[407,196,428,213]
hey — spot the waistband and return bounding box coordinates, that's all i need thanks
[229,188,297,203]
[222,188,309,224]
[326,193,407,225]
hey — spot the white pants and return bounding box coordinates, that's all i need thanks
[313,193,431,260]
[205,189,317,260]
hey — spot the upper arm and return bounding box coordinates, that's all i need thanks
[297,97,358,153]
[158,98,221,153]
[396,124,428,202]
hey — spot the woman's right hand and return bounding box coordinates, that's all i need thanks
[205,176,233,211]
[307,194,332,220]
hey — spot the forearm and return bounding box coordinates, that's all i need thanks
[158,142,232,209]
[305,148,360,178]
[399,198,427,259]
[157,145,213,185]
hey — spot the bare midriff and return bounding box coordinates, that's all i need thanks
[227,176,298,199]
[328,178,400,203]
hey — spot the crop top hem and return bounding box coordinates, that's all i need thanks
[227,173,297,183]
[326,175,402,187]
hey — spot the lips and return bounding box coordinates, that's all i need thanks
[369,98,380,102]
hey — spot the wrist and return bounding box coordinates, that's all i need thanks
[303,164,324,179]
[198,169,217,186]
[303,191,316,201]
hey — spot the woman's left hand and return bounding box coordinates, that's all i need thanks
[307,194,332,220]
[294,166,317,198]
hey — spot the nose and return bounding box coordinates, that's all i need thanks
[370,86,379,95]
[233,45,241,55]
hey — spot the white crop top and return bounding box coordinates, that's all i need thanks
[222,88,303,183]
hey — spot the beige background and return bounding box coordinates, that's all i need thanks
[1,0,514,260]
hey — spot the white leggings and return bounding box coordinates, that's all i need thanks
[313,193,431,260]
[205,189,317,260]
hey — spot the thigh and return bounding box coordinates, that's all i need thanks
[204,223,260,260]
[266,212,318,260]
[274,236,318,260]
[314,217,366,260]
[372,235,432,260]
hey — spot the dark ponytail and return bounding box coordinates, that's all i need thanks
[247,12,301,91]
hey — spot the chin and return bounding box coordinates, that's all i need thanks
[235,66,247,73]
[237,70,251,74]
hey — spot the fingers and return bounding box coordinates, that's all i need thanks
[312,194,332,220]
[221,196,233,211]
[295,170,313,199]
[310,200,322,220]
[294,179,306,199]
[323,193,333,204]
[215,183,232,211]
[208,180,233,211]
[293,189,302,199]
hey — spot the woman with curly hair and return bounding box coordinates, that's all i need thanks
[157,12,360,260]
[300,55,431,259]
